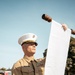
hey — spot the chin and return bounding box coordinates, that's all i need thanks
[33,52,36,54]
[32,51,36,54]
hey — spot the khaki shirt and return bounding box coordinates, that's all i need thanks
[12,56,45,75]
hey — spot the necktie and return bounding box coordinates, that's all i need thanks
[31,60,35,75]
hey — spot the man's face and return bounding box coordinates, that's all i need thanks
[22,42,37,56]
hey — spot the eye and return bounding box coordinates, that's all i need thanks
[30,43,35,45]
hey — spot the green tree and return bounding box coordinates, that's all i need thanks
[65,37,75,75]
[0,67,6,71]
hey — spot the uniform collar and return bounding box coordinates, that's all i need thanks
[23,55,35,63]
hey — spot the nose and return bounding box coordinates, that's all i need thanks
[33,44,36,47]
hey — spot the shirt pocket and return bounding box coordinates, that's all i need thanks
[21,66,34,75]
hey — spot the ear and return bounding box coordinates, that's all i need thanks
[22,45,24,50]
[22,45,25,53]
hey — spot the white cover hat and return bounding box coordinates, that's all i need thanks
[18,33,37,45]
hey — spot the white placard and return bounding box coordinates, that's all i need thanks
[44,20,71,75]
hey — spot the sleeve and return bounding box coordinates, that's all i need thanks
[12,62,22,75]
[37,57,46,66]
[71,29,75,35]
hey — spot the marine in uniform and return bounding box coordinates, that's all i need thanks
[12,24,69,75]
[12,33,45,75]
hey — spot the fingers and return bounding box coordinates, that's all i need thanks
[71,29,75,35]
[42,14,52,22]
[62,24,68,31]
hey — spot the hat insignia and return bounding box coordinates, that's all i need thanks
[33,35,35,38]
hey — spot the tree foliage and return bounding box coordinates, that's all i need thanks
[0,67,6,71]
[65,37,75,75]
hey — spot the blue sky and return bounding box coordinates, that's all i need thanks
[0,0,75,69]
